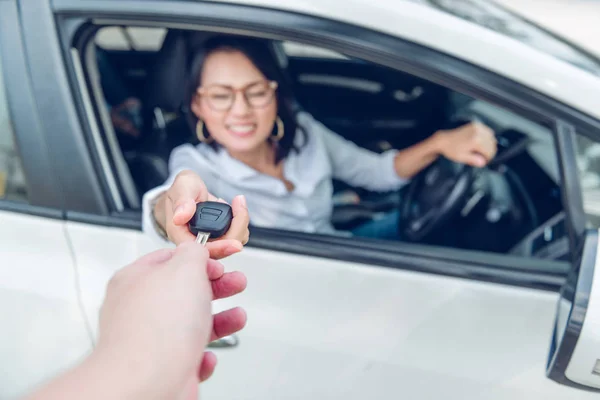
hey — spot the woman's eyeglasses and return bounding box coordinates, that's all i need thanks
[197,80,278,111]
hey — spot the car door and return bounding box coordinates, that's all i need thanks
[49,0,600,399]
[0,2,92,398]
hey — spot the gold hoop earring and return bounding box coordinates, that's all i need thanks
[196,120,213,143]
[272,116,284,142]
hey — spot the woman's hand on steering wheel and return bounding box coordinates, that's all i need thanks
[435,121,498,167]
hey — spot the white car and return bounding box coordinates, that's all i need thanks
[1,0,600,398]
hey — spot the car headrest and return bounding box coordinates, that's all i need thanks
[144,30,235,112]
[144,29,189,112]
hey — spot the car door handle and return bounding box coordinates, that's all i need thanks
[207,334,239,348]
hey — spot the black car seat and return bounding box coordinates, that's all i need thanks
[142,29,196,160]
[124,30,198,196]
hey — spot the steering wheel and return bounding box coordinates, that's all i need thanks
[399,157,476,241]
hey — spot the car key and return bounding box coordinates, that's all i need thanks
[188,201,233,245]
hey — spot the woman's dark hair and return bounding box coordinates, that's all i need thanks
[184,34,306,164]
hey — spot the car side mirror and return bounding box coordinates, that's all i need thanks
[547,230,600,392]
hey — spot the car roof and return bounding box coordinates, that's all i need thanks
[207,0,600,121]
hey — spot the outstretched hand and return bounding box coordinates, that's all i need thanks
[98,243,247,399]
[24,243,247,400]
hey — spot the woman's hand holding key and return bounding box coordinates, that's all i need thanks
[153,170,250,257]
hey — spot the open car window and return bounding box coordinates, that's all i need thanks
[85,25,568,262]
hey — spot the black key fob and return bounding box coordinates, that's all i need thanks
[188,201,233,238]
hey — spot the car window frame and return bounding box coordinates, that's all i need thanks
[573,129,600,230]
[95,26,167,51]
[4,0,117,217]
[0,0,65,218]
[53,1,599,291]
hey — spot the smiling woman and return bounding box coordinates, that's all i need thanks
[186,37,303,165]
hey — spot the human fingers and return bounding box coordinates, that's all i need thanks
[205,239,243,260]
[210,307,247,342]
[169,242,210,280]
[165,171,211,244]
[461,152,488,168]
[467,138,494,164]
[199,351,218,382]
[167,172,218,226]
[206,258,225,281]
[169,196,220,232]
[458,123,494,163]
[473,129,497,161]
[211,271,247,300]
[169,171,210,225]
[224,195,250,244]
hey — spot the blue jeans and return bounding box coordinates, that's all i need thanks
[350,210,402,240]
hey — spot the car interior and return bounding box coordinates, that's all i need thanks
[85,26,569,261]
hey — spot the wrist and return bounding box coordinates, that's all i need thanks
[91,343,169,400]
[151,193,169,240]
[89,346,150,398]
[431,130,449,157]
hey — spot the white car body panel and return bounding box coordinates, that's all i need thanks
[65,221,598,399]
[0,211,91,399]
[64,221,160,339]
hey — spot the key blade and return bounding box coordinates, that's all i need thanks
[195,233,209,246]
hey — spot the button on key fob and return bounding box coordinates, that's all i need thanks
[188,201,233,245]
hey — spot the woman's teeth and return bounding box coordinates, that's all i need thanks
[228,124,255,134]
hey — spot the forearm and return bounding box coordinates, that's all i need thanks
[23,348,158,400]
[393,131,446,179]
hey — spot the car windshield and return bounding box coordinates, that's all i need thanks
[406,0,600,76]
